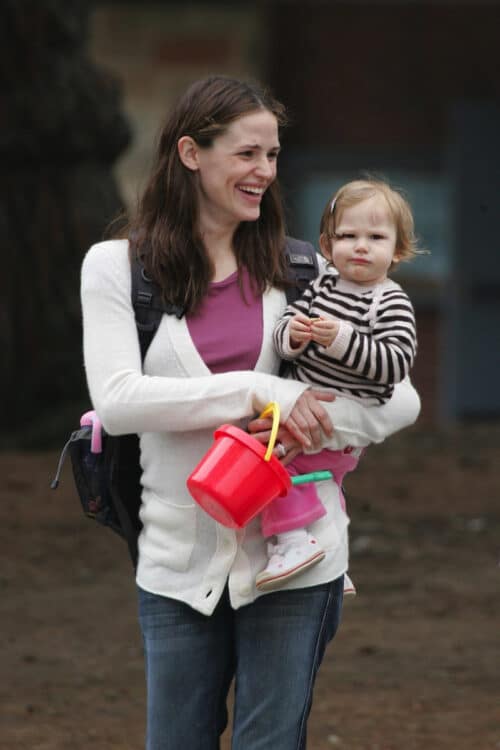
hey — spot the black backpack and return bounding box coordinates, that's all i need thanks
[51,237,319,569]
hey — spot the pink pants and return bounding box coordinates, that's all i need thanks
[260,447,362,538]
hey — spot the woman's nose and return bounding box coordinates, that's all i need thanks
[255,157,274,179]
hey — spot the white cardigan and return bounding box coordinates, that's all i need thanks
[81,240,420,615]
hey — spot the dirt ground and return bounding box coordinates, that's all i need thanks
[1,422,499,750]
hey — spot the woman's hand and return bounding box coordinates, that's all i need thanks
[248,389,335,453]
[285,389,335,449]
[247,424,302,466]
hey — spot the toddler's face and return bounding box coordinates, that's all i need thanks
[323,195,400,286]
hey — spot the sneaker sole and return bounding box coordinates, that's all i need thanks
[256,550,326,592]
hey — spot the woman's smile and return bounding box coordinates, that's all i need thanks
[236,183,266,203]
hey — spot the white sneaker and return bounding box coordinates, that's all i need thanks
[256,534,325,592]
[343,572,357,596]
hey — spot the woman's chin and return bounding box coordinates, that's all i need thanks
[238,206,261,223]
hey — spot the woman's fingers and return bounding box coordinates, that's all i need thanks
[285,414,313,449]
[250,427,273,445]
[247,423,304,468]
[308,390,336,437]
[247,417,273,436]
[279,446,302,466]
[285,390,335,449]
[249,390,335,452]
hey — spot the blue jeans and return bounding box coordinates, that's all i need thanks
[138,577,344,750]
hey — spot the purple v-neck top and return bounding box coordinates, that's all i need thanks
[186,268,263,374]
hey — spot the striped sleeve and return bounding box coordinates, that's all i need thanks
[326,289,417,385]
[273,275,320,360]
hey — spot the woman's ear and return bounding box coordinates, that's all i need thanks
[177,136,200,171]
[319,233,333,263]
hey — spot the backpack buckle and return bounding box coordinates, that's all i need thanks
[136,290,153,307]
[288,253,315,267]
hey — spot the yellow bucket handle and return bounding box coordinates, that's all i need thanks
[258,401,281,462]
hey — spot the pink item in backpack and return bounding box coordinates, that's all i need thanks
[80,410,103,454]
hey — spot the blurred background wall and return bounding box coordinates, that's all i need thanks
[2,0,499,446]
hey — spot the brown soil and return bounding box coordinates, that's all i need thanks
[2,423,499,750]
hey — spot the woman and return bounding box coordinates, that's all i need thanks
[81,76,420,750]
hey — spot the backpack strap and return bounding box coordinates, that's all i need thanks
[281,237,319,376]
[283,236,319,305]
[130,258,185,362]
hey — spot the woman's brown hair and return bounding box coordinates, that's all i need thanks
[122,75,290,314]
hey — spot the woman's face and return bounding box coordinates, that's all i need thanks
[193,109,280,233]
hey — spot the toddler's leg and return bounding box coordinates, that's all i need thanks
[260,475,327,538]
[256,526,325,592]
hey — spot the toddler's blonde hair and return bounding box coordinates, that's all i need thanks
[319,178,421,262]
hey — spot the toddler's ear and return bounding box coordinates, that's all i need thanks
[319,233,333,262]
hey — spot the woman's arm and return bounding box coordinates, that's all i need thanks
[317,377,421,449]
[81,242,308,435]
[249,378,420,452]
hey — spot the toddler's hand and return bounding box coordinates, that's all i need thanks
[288,313,313,348]
[310,317,339,347]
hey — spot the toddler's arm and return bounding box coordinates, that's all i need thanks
[274,276,324,359]
[320,290,416,385]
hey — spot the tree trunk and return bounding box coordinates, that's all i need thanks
[0,0,131,447]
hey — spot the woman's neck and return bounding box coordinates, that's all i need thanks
[200,222,238,282]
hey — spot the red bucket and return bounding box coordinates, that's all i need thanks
[187,404,291,528]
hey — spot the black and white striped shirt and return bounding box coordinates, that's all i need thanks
[274,269,417,405]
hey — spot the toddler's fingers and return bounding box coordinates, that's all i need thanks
[291,320,312,334]
[294,313,313,324]
[311,319,333,330]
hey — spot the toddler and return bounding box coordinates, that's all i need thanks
[256,178,420,591]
